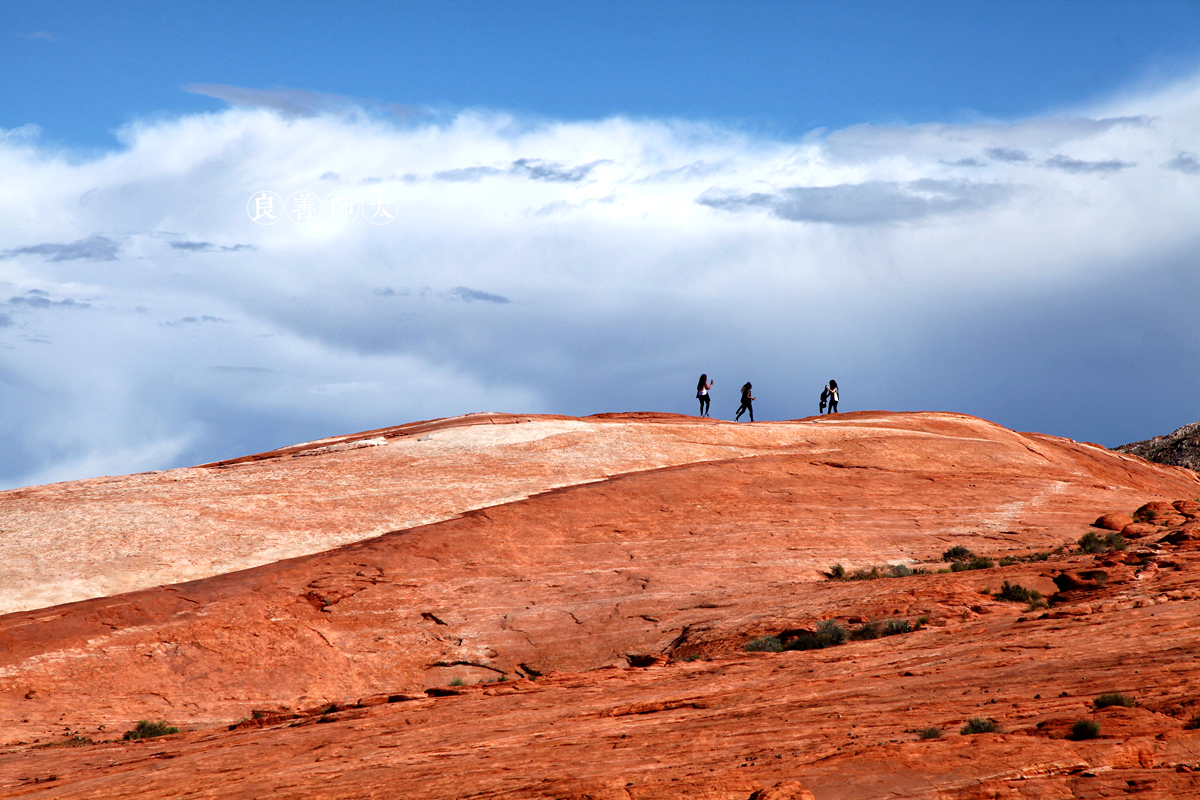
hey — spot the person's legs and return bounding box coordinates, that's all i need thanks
[735,403,745,421]
[747,401,754,422]
[829,400,838,413]
[701,395,710,416]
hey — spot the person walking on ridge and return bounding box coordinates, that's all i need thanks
[827,379,839,414]
[696,373,714,417]
[735,382,755,422]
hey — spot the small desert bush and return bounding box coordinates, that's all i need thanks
[827,563,924,581]
[951,557,994,572]
[850,621,883,640]
[784,620,848,651]
[34,735,95,749]
[998,556,1019,566]
[1094,693,1135,709]
[997,581,1047,608]
[123,720,179,741]
[960,717,1000,735]
[917,726,942,740]
[915,615,931,629]
[943,545,974,562]
[1105,532,1127,551]
[448,676,466,687]
[1070,719,1101,740]
[848,618,912,640]
[744,635,784,653]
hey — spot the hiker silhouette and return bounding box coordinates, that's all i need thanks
[735,382,755,422]
[696,374,714,417]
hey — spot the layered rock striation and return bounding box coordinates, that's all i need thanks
[2,411,1200,799]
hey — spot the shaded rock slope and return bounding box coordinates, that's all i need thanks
[2,411,1200,799]
[1117,420,1200,472]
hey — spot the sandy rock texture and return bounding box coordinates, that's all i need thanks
[0,412,848,614]
[2,411,1200,798]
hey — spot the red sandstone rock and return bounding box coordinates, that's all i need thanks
[1122,522,1160,539]
[1,412,1200,799]
[751,782,816,800]
[1095,512,1135,531]
[1135,501,1182,521]
[1173,500,1200,518]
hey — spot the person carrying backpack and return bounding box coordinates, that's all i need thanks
[819,384,829,414]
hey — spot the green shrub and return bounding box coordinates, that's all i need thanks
[784,619,848,651]
[816,619,847,645]
[848,618,913,640]
[943,545,974,562]
[123,720,179,741]
[997,581,1047,608]
[1094,693,1135,709]
[850,621,883,640]
[1105,532,1127,551]
[34,735,96,749]
[951,557,994,572]
[915,615,931,629]
[917,727,942,740]
[1070,719,1101,740]
[960,717,1000,735]
[999,556,1018,566]
[1078,532,1106,554]
[448,676,466,686]
[744,635,783,653]
[830,562,926,581]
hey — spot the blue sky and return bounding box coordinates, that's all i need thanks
[6,1,1200,146]
[2,1,1200,488]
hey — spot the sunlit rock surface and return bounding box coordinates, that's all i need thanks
[2,411,1200,798]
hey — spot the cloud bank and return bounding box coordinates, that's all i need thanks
[2,74,1200,488]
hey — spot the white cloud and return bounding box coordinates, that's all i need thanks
[2,73,1200,487]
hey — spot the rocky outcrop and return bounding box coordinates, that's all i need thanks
[2,412,1200,799]
[1117,420,1200,472]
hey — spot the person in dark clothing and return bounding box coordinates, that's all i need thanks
[735,382,755,422]
[827,379,839,413]
[696,373,714,417]
[819,385,829,414]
